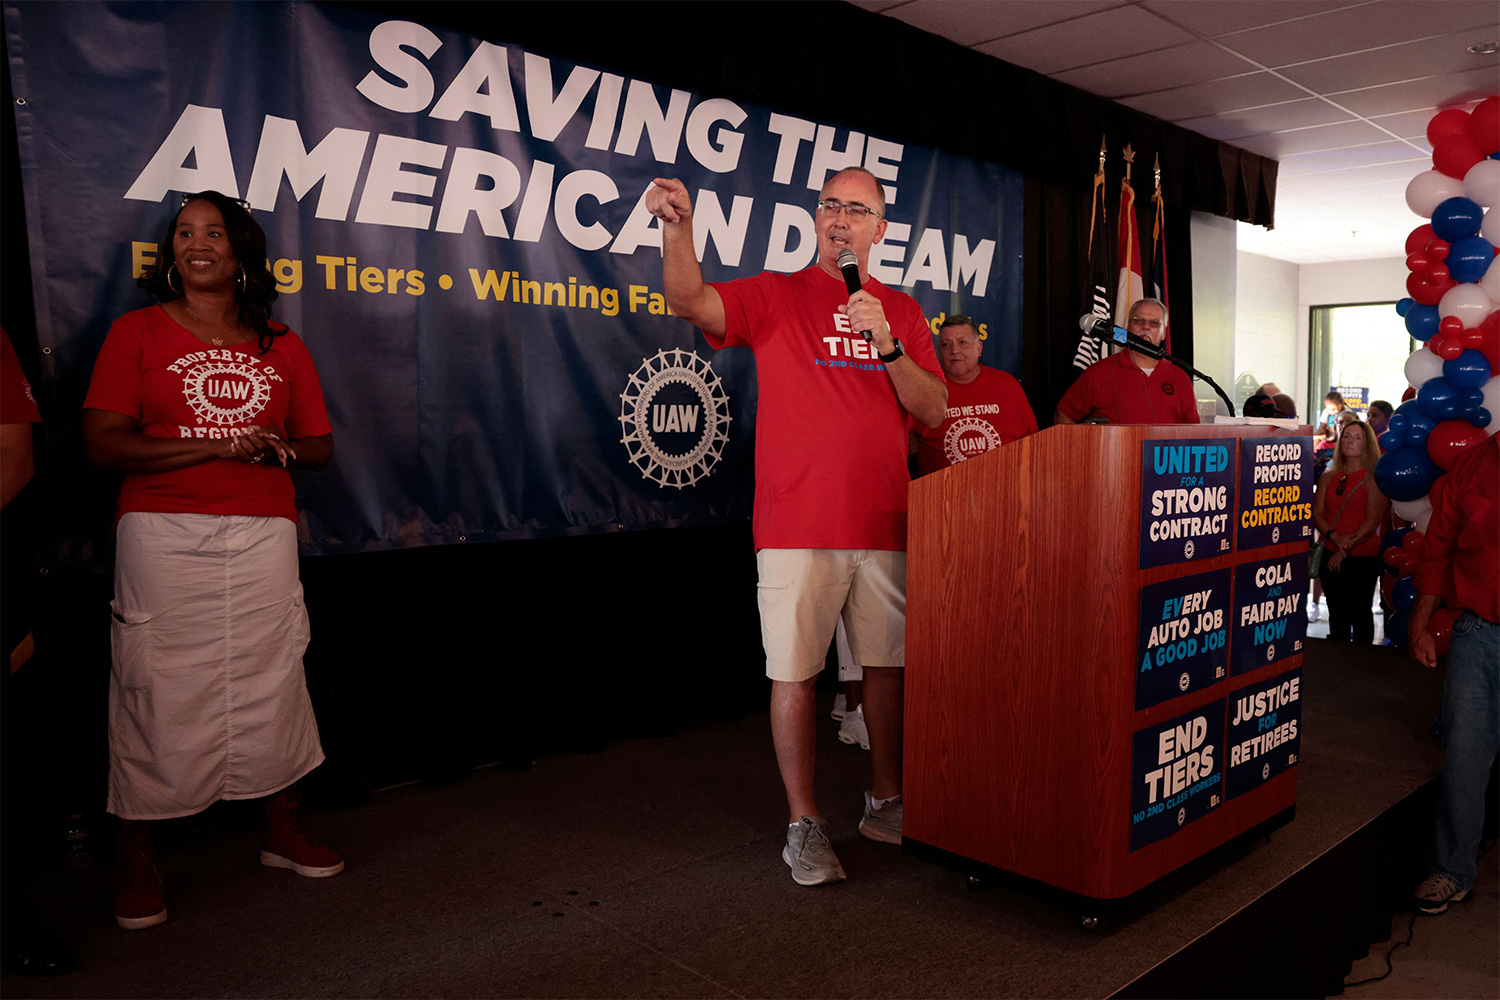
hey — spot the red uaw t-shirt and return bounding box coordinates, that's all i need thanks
[711,266,941,551]
[916,365,1037,475]
[1056,350,1200,425]
[84,306,332,522]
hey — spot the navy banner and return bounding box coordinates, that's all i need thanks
[1231,556,1308,675]
[1138,439,1235,569]
[1129,699,1224,852]
[1235,437,1312,551]
[5,2,1023,554]
[1225,667,1302,800]
[1134,568,1230,711]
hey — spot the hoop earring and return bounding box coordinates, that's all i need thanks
[236,265,246,294]
[166,263,181,294]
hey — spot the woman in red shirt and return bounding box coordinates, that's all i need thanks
[83,192,341,931]
[1313,418,1389,644]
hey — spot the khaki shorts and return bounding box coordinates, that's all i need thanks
[756,548,906,682]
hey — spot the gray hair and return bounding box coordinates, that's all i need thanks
[1129,297,1169,328]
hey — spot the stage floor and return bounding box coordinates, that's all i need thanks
[4,640,1487,999]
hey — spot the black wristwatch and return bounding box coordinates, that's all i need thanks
[878,340,904,364]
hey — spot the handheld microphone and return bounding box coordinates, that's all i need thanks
[1077,313,1165,360]
[837,249,872,342]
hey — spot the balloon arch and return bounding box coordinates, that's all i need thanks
[1384,95,1500,649]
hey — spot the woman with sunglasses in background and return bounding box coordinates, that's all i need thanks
[82,191,341,931]
[1313,416,1389,644]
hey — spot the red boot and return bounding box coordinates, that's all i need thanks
[113,820,167,930]
[261,786,344,877]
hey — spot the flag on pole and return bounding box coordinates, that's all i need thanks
[1072,137,1110,371]
[1149,154,1171,352]
[1114,144,1143,329]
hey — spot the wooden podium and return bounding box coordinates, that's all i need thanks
[903,423,1311,909]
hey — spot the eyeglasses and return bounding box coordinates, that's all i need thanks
[817,198,882,220]
[180,193,251,211]
[1335,474,1348,496]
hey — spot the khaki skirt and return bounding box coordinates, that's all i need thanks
[107,512,324,820]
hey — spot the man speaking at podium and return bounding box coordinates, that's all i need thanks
[914,315,1037,475]
[646,167,945,886]
[1053,298,1200,425]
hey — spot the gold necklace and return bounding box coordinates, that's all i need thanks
[185,305,239,346]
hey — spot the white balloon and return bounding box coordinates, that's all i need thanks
[1393,495,1433,533]
[1437,281,1494,327]
[1462,158,1500,208]
[1406,169,1465,217]
[1482,373,1500,438]
[1482,256,1500,304]
[1405,345,1445,388]
[1484,205,1500,246]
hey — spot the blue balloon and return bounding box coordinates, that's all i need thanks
[1376,448,1442,501]
[1392,575,1418,615]
[1455,387,1486,421]
[1443,349,1493,390]
[1474,407,1493,429]
[1396,297,1414,317]
[1386,412,1409,444]
[1386,611,1410,648]
[1406,409,1438,444]
[1381,525,1413,554]
[1447,235,1496,284]
[1404,302,1439,342]
[1432,196,1484,241]
[1417,377,1459,420]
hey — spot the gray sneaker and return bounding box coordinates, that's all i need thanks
[783,817,846,886]
[1413,872,1470,914]
[858,791,902,844]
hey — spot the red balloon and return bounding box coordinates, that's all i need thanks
[1431,333,1464,360]
[1402,530,1425,552]
[1479,311,1500,373]
[1427,419,1489,470]
[1407,272,1441,305]
[1406,224,1438,256]
[1433,133,1485,178]
[1406,251,1428,272]
[1460,325,1485,349]
[1428,108,1472,146]
[1424,238,1450,262]
[1402,385,1417,402]
[1439,315,1464,336]
[1469,96,1500,155]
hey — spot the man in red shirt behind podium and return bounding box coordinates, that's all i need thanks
[1053,298,1200,425]
[913,315,1037,476]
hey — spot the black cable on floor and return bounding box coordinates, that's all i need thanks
[1344,911,1417,989]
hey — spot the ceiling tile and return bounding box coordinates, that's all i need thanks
[1276,141,1428,175]
[1231,119,1393,157]
[1053,41,1258,98]
[886,0,1126,46]
[1170,96,1354,135]
[1122,72,1308,119]
[1274,30,1500,92]
[1140,0,1361,37]
[1218,0,1500,67]
[973,5,1194,74]
[1330,66,1500,116]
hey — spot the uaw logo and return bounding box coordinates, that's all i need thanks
[1272,525,1281,544]
[1176,807,1187,827]
[619,349,730,489]
[1178,672,1190,692]
[942,417,1003,466]
[180,356,273,426]
[1184,539,1196,560]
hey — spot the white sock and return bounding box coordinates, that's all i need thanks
[871,794,899,809]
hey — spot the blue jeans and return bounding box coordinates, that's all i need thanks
[1430,613,1500,889]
